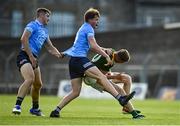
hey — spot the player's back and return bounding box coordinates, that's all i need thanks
[64,22,94,57]
[92,51,114,72]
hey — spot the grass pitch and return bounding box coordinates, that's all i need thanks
[0,95,180,125]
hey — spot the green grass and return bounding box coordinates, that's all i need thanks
[0,95,180,125]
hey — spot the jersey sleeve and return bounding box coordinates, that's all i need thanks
[45,35,49,43]
[25,22,36,33]
[86,25,95,38]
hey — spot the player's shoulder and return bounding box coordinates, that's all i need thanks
[81,23,94,32]
[26,20,38,28]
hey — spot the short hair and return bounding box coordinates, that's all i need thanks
[116,49,130,62]
[36,8,51,17]
[84,8,100,22]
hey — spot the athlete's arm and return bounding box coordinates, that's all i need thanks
[20,29,37,68]
[105,72,124,80]
[45,37,63,58]
[88,36,112,66]
[101,47,113,55]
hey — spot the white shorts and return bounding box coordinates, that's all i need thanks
[83,76,111,93]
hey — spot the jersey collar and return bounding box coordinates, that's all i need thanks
[35,19,43,26]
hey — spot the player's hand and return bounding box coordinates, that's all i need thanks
[105,48,112,55]
[55,52,65,59]
[29,55,37,68]
[105,72,113,79]
[60,52,65,58]
[56,52,64,58]
[105,56,113,66]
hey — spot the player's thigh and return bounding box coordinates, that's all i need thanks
[71,78,82,93]
[110,72,129,83]
[33,66,43,87]
[85,66,105,80]
[20,63,35,81]
[119,73,132,83]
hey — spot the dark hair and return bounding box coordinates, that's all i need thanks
[84,8,100,22]
[117,49,130,62]
[36,8,51,17]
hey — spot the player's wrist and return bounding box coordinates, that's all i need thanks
[105,55,110,60]
[29,54,34,58]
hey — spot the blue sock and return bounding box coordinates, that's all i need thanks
[115,94,123,100]
[55,106,61,113]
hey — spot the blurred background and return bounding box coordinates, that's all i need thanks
[0,0,180,100]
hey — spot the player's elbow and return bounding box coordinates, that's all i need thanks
[20,37,27,44]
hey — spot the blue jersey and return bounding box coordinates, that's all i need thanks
[63,22,94,57]
[21,20,49,57]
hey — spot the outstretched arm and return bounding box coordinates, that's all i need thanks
[45,37,62,58]
[88,36,112,66]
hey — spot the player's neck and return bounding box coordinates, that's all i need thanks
[36,18,44,25]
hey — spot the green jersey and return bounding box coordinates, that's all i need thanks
[91,49,115,72]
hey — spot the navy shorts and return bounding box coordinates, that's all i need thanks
[16,50,38,70]
[69,57,95,79]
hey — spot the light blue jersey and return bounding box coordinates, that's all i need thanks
[21,19,49,57]
[63,22,94,57]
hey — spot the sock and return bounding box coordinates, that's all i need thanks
[115,94,122,100]
[15,97,24,106]
[131,110,138,117]
[32,101,39,109]
[55,106,61,113]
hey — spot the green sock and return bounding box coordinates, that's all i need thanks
[131,110,138,117]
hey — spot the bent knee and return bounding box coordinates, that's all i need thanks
[24,77,35,87]
[26,76,35,84]
[33,81,43,89]
[122,74,132,83]
[71,91,80,98]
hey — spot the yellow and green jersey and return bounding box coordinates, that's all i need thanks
[91,49,115,72]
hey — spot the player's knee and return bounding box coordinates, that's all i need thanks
[73,92,80,98]
[33,81,43,90]
[25,76,35,86]
[72,90,80,98]
[124,74,132,84]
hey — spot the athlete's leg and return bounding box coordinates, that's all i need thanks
[111,83,134,112]
[31,67,42,109]
[85,66,119,97]
[109,77,142,116]
[50,78,82,117]
[17,63,35,100]
[29,67,44,116]
[110,72,132,95]
[85,66,135,106]
[12,63,35,114]
[110,83,144,119]
[58,78,82,109]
